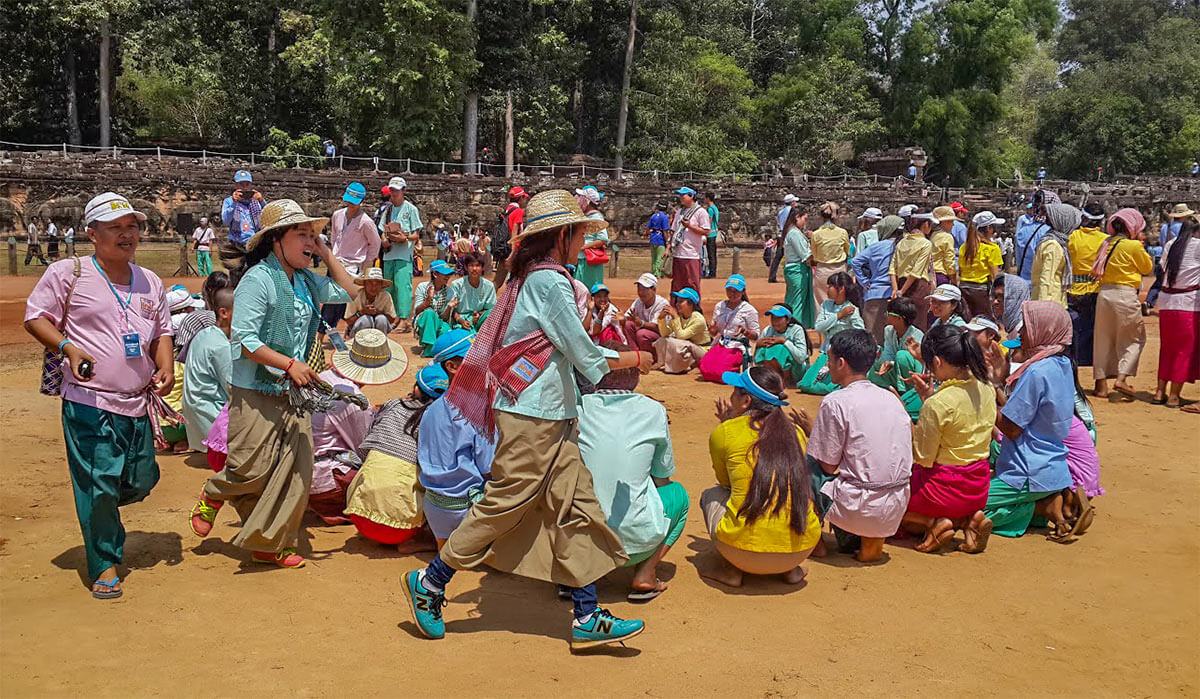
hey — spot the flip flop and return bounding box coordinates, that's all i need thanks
[92,577,123,600]
[1151,396,1168,406]
[1047,522,1077,544]
[1112,384,1137,399]
[1070,486,1095,536]
[628,581,668,603]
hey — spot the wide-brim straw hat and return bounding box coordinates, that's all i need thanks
[513,189,608,243]
[246,199,330,252]
[332,328,408,385]
[354,267,393,288]
[1168,203,1196,219]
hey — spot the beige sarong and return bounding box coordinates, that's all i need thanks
[440,411,627,588]
[653,336,710,374]
[204,386,313,553]
[812,262,846,306]
[1093,283,1145,380]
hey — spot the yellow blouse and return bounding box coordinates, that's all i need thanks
[658,311,711,345]
[958,241,1003,284]
[1031,239,1067,307]
[811,225,851,265]
[1067,227,1107,295]
[708,415,821,553]
[930,230,957,277]
[1099,238,1154,288]
[890,233,934,282]
[913,378,997,467]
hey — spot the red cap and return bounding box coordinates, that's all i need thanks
[949,201,967,214]
[381,185,391,195]
[508,186,529,199]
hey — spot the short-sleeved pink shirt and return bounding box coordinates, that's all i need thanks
[25,257,172,417]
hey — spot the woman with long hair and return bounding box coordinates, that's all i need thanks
[699,366,820,587]
[1153,217,1200,409]
[781,204,814,327]
[1091,208,1154,399]
[958,212,1006,319]
[401,190,652,652]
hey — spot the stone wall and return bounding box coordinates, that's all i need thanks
[3,150,1198,245]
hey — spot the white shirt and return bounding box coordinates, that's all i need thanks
[711,300,760,346]
[193,226,216,251]
[670,207,710,260]
[626,294,669,324]
[46,222,58,238]
[64,227,75,241]
[1159,236,1200,312]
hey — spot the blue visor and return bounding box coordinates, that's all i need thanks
[343,182,366,204]
[725,274,746,292]
[432,329,474,363]
[590,283,609,295]
[1001,338,1021,350]
[671,287,700,304]
[721,370,788,407]
[430,260,455,276]
[416,364,449,397]
[765,304,792,318]
[674,187,697,196]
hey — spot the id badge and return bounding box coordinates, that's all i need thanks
[327,327,348,352]
[122,332,142,358]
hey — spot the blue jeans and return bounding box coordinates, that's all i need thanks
[425,555,598,620]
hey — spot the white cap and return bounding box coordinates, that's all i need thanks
[972,210,1005,228]
[910,211,938,223]
[966,317,1000,335]
[927,283,963,302]
[199,216,208,224]
[898,204,918,218]
[84,192,147,227]
[167,287,202,313]
[858,207,883,220]
[388,176,408,191]
[575,186,604,204]
[783,194,799,204]
[636,273,658,288]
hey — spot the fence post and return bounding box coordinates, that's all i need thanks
[62,143,68,159]
[250,153,255,165]
[581,164,586,177]
[373,157,379,172]
[406,158,411,173]
[112,145,117,158]
[157,146,162,161]
[550,163,554,177]
[731,247,741,275]
[7,237,17,276]
[295,153,300,168]
[609,244,620,278]
[441,161,446,175]
[339,155,344,170]
[202,149,207,163]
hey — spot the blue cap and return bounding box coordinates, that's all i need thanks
[415,364,449,398]
[671,287,700,304]
[343,182,366,205]
[721,369,789,407]
[432,329,474,363]
[430,260,455,276]
[1001,338,1021,349]
[590,283,609,295]
[725,274,747,292]
[674,187,697,196]
[566,264,577,274]
[765,304,792,318]
[234,170,253,183]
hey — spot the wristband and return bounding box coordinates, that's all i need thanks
[285,358,296,374]
[58,339,73,354]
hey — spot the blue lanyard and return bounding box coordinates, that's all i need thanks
[92,256,133,312]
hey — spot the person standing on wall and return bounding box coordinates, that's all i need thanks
[377,176,422,333]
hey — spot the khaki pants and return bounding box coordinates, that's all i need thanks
[1093,284,1145,380]
[653,336,709,373]
[700,486,813,575]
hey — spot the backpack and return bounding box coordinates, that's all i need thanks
[492,205,515,259]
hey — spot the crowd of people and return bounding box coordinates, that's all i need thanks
[20,172,1199,654]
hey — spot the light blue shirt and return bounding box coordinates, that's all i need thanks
[783,227,810,265]
[1160,221,1183,248]
[997,356,1074,492]
[578,391,675,555]
[182,325,232,450]
[417,397,495,498]
[880,324,923,363]
[815,300,866,350]
[494,269,610,421]
[1015,216,1047,281]
[850,239,896,301]
[951,220,968,251]
[230,260,350,393]
[761,323,809,368]
[379,200,423,262]
[856,228,879,253]
[776,205,791,234]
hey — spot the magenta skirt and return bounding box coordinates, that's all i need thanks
[1065,416,1105,498]
[699,343,745,383]
[1158,309,1200,383]
[907,458,991,519]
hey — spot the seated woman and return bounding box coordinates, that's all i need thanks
[800,272,865,395]
[343,364,448,548]
[447,253,496,331]
[753,304,809,385]
[902,325,996,554]
[587,283,625,344]
[699,367,821,587]
[577,345,689,601]
[870,296,925,420]
[928,283,968,329]
[699,275,760,382]
[652,287,711,374]
[412,260,457,356]
[964,315,1009,386]
[345,268,398,337]
[987,301,1078,543]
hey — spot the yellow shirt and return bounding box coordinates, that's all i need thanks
[658,310,711,345]
[889,232,933,282]
[708,415,821,553]
[811,224,851,265]
[913,378,996,467]
[1031,239,1067,307]
[930,229,957,277]
[1099,238,1154,288]
[957,241,1003,283]
[1067,227,1107,295]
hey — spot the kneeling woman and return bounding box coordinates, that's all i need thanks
[402,190,652,652]
[413,260,457,357]
[190,200,356,568]
[699,275,760,382]
[753,304,809,385]
[700,367,820,587]
[902,325,996,554]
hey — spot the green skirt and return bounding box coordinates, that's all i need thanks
[574,257,605,291]
[869,349,924,421]
[983,477,1057,537]
[799,353,838,395]
[754,344,807,383]
[414,308,451,357]
[784,263,815,328]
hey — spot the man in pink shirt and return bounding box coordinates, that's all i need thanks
[24,192,174,600]
[321,182,381,332]
[669,187,710,301]
[806,329,912,563]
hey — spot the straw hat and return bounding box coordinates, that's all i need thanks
[513,189,608,243]
[246,199,330,252]
[332,329,408,385]
[354,267,393,288]
[1168,203,1196,219]
[932,205,957,222]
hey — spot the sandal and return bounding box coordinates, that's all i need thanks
[252,548,305,568]
[915,518,956,553]
[1070,486,1096,536]
[1151,395,1168,406]
[628,580,668,603]
[1046,522,1076,544]
[92,577,123,600]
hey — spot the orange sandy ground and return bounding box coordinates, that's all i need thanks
[0,273,1197,697]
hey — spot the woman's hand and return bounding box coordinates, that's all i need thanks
[908,372,935,401]
[714,397,739,422]
[837,306,854,320]
[636,350,652,374]
[905,336,923,362]
[64,344,97,382]
[787,407,813,435]
[286,360,321,387]
[876,360,894,376]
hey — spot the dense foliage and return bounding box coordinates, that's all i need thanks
[3,0,1197,182]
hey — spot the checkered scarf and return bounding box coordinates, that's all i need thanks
[1006,300,1072,387]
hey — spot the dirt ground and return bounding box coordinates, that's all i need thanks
[0,272,1197,697]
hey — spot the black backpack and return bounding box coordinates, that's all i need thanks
[492,206,514,258]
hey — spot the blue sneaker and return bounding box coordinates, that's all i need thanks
[570,608,644,651]
[402,570,447,639]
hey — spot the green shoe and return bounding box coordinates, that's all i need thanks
[402,570,447,639]
[570,608,644,651]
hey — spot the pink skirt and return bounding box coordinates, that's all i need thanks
[699,343,745,383]
[1065,416,1104,498]
[1158,309,1200,383]
[907,459,990,519]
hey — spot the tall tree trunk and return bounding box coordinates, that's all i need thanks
[613,0,638,177]
[65,46,82,145]
[572,78,584,153]
[99,19,112,148]
[462,0,479,175]
[504,90,515,177]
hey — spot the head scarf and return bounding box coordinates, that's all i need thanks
[998,273,1030,334]
[876,215,904,240]
[1041,203,1080,292]
[1092,207,1147,279]
[1006,300,1072,386]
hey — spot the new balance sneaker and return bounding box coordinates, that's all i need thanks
[570,608,644,651]
[402,570,447,639]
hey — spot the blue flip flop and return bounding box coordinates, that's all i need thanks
[92,577,122,600]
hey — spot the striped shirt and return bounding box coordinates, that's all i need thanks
[357,398,424,463]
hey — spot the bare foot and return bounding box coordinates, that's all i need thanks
[857,538,885,563]
[958,511,993,553]
[699,554,744,588]
[782,565,808,584]
[915,518,955,553]
[630,561,666,594]
[811,537,829,558]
